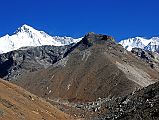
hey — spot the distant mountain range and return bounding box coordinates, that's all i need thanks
[119,37,159,53]
[0,24,159,54]
[0,24,82,54]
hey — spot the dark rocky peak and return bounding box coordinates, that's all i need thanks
[74,32,115,51]
[82,32,115,46]
[62,33,116,57]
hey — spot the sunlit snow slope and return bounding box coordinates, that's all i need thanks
[119,37,159,52]
[0,24,82,54]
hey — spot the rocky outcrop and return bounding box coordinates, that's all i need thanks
[131,48,153,61]
[131,48,159,71]
[0,45,74,80]
[81,32,114,45]
[75,32,115,50]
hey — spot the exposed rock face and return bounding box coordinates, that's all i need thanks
[131,48,159,71]
[92,81,159,120]
[0,45,73,80]
[81,32,115,46]
[13,33,159,103]
[131,48,154,61]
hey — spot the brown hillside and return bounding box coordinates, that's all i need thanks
[0,79,73,120]
[14,33,159,102]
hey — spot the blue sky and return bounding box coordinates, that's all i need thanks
[0,0,159,41]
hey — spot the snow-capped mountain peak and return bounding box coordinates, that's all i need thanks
[15,24,37,35]
[119,37,159,53]
[15,24,50,39]
[0,24,82,54]
[119,37,146,51]
[17,24,34,32]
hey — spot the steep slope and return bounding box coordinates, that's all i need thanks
[119,37,159,52]
[0,24,82,54]
[0,79,73,120]
[14,33,159,103]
